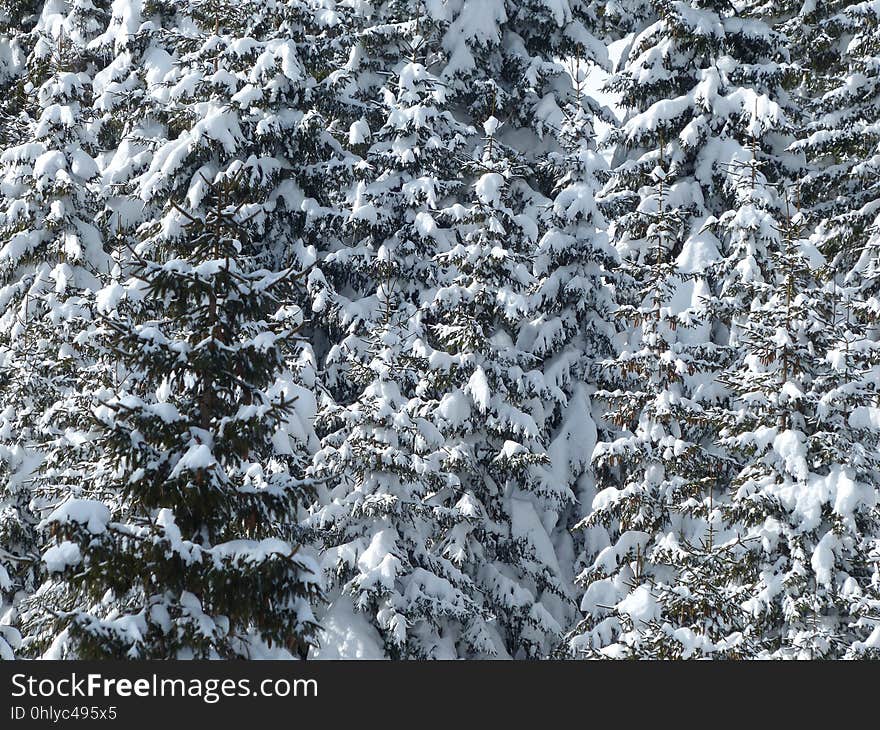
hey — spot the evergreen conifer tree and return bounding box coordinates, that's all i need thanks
[20,0,326,659]
[0,4,110,658]
[23,169,322,659]
[422,115,576,658]
[309,5,495,658]
[568,156,737,658]
[712,183,880,658]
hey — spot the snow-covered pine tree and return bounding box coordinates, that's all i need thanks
[456,5,622,643]
[566,150,740,658]
[0,0,43,658]
[712,180,880,658]
[19,0,327,659]
[529,48,620,654]
[566,0,810,659]
[679,23,880,653]
[23,167,322,659]
[309,2,502,659]
[697,135,809,657]
[594,0,803,397]
[0,0,32,649]
[0,4,110,658]
[418,111,577,659]
[798,3,880,656]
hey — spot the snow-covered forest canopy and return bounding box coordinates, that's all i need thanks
[1,0,880,661]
